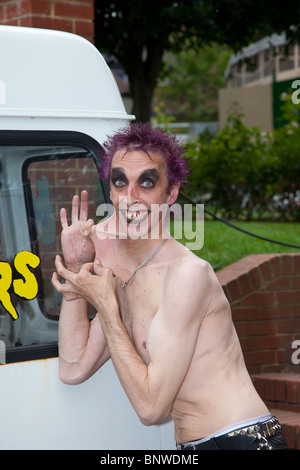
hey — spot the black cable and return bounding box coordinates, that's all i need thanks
[179,192,300,250]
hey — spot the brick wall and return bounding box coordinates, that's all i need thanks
[0,0,94,42]
[216,253,300,374]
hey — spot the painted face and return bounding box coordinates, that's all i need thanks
[109,149,179,239]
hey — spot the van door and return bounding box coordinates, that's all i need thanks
[0,130,107,363]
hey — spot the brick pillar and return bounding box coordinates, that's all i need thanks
[216,253,300,374]
[0,0,94,43]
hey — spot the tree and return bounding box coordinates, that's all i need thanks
[154,44,231,122]
[94,0,300,122]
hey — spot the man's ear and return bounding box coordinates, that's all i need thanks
[167,182,180,205]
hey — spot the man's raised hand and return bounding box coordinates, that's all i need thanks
[60,190,95,273]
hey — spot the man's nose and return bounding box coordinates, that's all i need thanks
[126,183,140,205]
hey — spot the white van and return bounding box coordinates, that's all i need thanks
[0,25,174,450]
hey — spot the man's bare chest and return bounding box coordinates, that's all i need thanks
[115,274,162,364]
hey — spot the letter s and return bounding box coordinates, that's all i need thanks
[13,251,40,300]
[0,261,18,320]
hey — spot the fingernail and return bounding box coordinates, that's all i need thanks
[83,231,88,236]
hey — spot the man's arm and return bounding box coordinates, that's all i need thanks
[57,295,110,385]
[53,191,110,384]
[98,260,210,425]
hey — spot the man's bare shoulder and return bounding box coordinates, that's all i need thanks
[157,243,220,324]
[165,241,217,293]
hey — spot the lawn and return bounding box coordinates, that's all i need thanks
[171,219,300,271]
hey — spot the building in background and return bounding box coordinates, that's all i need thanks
[219,33,300,130]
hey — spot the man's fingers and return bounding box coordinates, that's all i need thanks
[51,272,80,300]
[54,255,76,283]
[83,219,95,236]
[51,271,61,290]
[79,190,89,222]
[80,262,95,275]
[61,191,90,228]
[93,258,103,275]
[60,207,68,229]
[71,194,80,223]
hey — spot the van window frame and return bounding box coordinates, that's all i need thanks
[0,130,109,364]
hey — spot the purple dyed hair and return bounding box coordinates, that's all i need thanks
[99,122,190,189]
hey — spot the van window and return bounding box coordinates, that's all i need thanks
[0,136,106,362]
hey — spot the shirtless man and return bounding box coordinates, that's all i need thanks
[52,123,288,450]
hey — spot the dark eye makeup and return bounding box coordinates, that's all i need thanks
[110,168,159,189]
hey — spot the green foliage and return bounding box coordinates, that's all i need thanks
[153,44,231,122]
[172,220,300,268]
[94,0,300,122]
[186,104,300,221]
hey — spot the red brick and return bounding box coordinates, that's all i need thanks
[258,260,274,283]
[292,305,300,318]
[55,2,94,20]
[19,16,33,26]
[231,306,261,321]
[296,426,300,450]
[236,272,251,296]
[242,291,275,306]
[32,16,73,32]
[268,255,281,277]
[234,323,244,337]
[244,349,277,366]
[277,319,300,334]
[264,378,276,400]
[0,5,5,21]
[277,348,290,365]
[286,381,300,403]
[293,254,300,273]
[262,334,291,350]
[74,19,94,39]
[240,336,262,352]
[246,320,277,336]
[282,423,296,448]
[31,0,52,16]
[261,304,293,319]
[227,279,243,303]
[274,378,286,402]
[293,276,300,289]
[281,255,294,274]
[217,254,300,372]
[277,290,300,304]
[266,276,291,290]
[6,0,31,19]
[2,18,19,25]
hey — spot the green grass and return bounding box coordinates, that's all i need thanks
[171,220,300,271]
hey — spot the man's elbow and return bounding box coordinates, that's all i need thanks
[138,403,171,426]
[59,357,88,385]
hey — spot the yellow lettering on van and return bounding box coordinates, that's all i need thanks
[13,251,40,300]
[0,261,18,320]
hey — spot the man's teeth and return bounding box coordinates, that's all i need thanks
[126,211,147,221]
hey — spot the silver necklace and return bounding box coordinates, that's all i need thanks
[122,234,170,290]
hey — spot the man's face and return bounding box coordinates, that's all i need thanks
[109,148,179,239]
